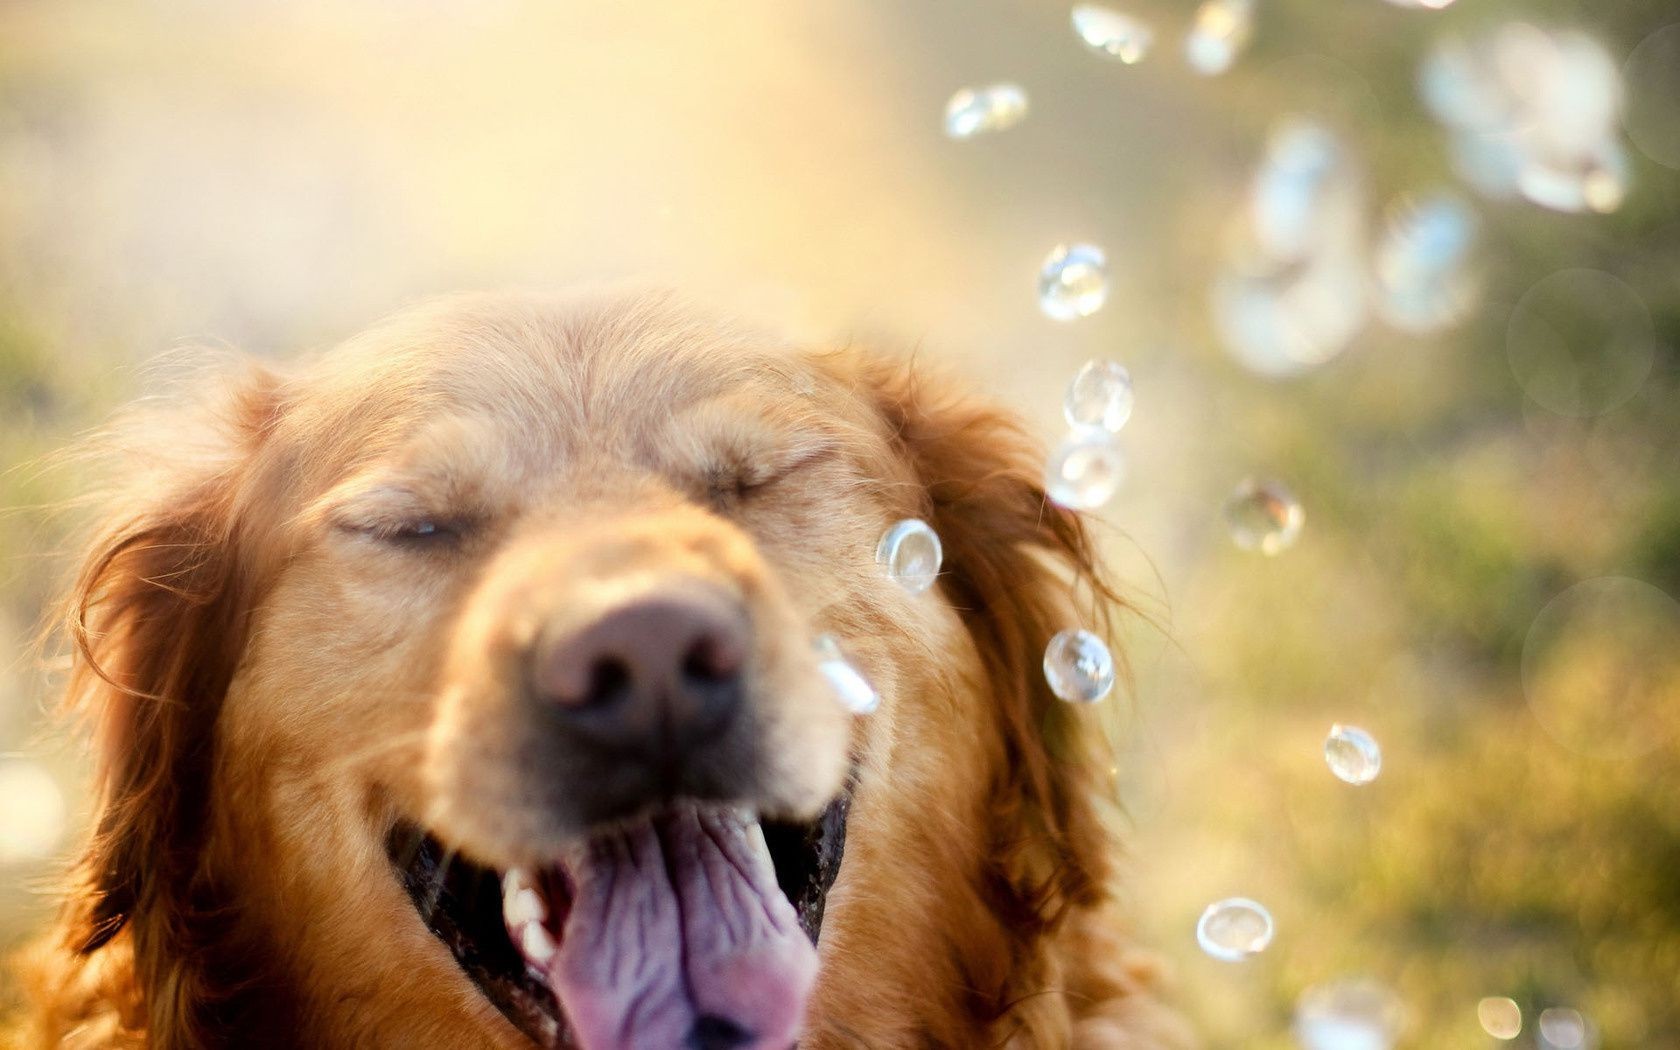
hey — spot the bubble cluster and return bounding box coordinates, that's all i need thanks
[1071,5,1154,65]
[944,83,1029,140]
[1038,243,1109,321]
[1507,269,1654,418]
[1064,359,1134,434]
[1222,477,1304,555]
[1521,576,1680,761]
[1185,0,1254,77]
[1195,897,1273,961]
[1294,979,1406,1050]
[1215,119,1368,377]
[1046,433,1126,510]
[1372,192,1479,334]
[0,759,66,863]
[876,518,943,594]
[1623,25,1680,170]
[814,634,878,715]
[1043,628,1116,704]
[1478,997,1523,1040]
[1324,724,1382,785]
[1421,24,1630,213]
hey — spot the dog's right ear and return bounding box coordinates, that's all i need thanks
[53,358,282,986]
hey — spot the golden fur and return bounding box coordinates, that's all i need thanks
[13,289,1190,1048]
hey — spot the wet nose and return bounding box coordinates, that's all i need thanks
[529,588,747,760]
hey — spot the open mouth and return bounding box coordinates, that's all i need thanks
[387,794,850,1050]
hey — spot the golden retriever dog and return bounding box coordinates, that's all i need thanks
[15,290,1188,1049]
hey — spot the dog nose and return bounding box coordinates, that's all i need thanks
[530,589,747,758]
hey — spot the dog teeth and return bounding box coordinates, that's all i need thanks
[519,921,557,964]
[501,867,547,929]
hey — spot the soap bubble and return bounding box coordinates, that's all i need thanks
[1624,24,1680,170]
[1215,251,1367,377]
[0,759,67,863]
[1185,0,1254,77]
[1196,897,1273,961]
[1038,243,1109,321]
[1064,359,1134,434]
[814,634,878,715]
[1372,192,1480,334]
[876,518,943,595]
[1222,478,1304,555]
[1045,433,1125,510]
[1071,4,1154,64]
[944,83,1029,139]
[1251,120,1360,263]
[1507,269,1654,417]
[1043,628,1116,704]
[1538,1008,1592,1050]
[1381,0,1456,8]
[1420,25,1629,213]
[1294,979,1406,1050]
[1522,576,1680,761]
[1324,724,1383,785]
[1478,997,1523,1040]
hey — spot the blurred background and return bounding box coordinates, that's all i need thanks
[1,1,1677,1046]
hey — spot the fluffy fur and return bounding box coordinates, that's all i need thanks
[11,289,1190,1048]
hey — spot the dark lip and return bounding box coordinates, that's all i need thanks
[385,792,852,1049]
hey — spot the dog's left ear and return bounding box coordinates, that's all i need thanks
[826,349,1122,936]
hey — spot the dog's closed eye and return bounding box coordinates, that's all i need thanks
[317,486,479,553]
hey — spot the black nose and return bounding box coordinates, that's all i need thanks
[530,589,747,761]
[688,1016,754,1050]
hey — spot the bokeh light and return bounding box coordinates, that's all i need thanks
[0,759,67,864]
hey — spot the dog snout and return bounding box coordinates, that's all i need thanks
[529,586,749,761]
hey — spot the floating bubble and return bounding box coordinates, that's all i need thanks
[1507,269,1654,418]
[1372,192,1480,334]
[1222,478,1304,555]
[1522,576,1680,761]
[1381,0,1456,8]
[1538,1008,1591,1050]
[943,83,1029,140]
[1294,979,1406,1050]
[1045,433,1125,510]
[0,759,67,863]
[1071,4,1154,64]
[1043,628,1116,704]
[1038,243,1109,321]
[876,518,943,595]
[1196,897,1273,961]
[1064,359,1134,434]
[1215,250,1367,377]
[1478,997,1523,1040]
[814,634,878,715]
[1251,120,1360,263]
[1419,26,1628,213]
[1324,724,1383,785]
[1624,24,1680,170]
[1185,0,1254,76]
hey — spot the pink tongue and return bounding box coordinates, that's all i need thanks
[547,808,817,1050]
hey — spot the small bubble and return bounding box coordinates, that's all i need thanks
[1294,979,1406,1050]
[1324,724,1383,785]
[1538,1008,1590,1050]
[876,518,943,595]
[1478,997,1523,1040]
[1222,478,1304,555]
[814,634,878,715]
[1038,243,1109,321]
[944,83,1029,140]
[1507,269,1653,418]
[1185,0,1254,76]
[0,759,66,863]
[1196,897,1273,961]
[1624,24,1680,170]
[1064,360,1134,434]
[1381,0,1456,8]
[1043,629,1116,704]
[1045,433,1125,510]
[1071,4,1154,64]
[1372,192,1480,334]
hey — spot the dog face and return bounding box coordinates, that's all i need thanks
[32,290,1171,1049]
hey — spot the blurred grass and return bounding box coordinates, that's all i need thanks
[1,1,1678,1046]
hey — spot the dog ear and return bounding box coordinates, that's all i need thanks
[832,351,1124,946]
[52,359,282,1011]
